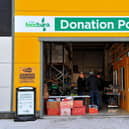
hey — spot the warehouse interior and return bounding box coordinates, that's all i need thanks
[43,42,129,116]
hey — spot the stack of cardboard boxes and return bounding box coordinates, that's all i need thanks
[60,101,73,116]
[47,99,87,116]
[46,98,98,116]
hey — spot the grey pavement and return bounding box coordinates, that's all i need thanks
[1,117,129,129]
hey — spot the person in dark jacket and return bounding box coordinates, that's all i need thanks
[77,72,86,95]
[96,72,104,91]
[86,72,101,109]
[96,72,105,109]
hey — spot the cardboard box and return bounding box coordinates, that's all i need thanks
[44,83,49,99]
[60,108,71,116]
[60,101,73,109]
[72,106,86,115]
[108,109,119,113]
[85,98,90,105]
[73,100,83,107]
[72,73,80,83]
[47,108,60,115]
[51,45,70,64]
[47,101,60,109]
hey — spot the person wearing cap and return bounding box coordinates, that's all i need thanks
[77,72,86,95]
[86,71,101,110]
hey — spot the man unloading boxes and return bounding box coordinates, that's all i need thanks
[86,72,101,110]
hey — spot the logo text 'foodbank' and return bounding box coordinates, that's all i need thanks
[55,17,129,31]
[25,18,50,31]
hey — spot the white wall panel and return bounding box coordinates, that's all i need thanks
[0,88,11,111]
[0,37,12,63]
[0,36,12,112]
[0,64,12,87]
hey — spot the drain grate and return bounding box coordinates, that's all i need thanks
[5,126,32,129]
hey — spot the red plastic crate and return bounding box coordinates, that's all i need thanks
[72,106,86,115]
[47,108,60,115]
[88,108,98,113]
[73,100,83,107]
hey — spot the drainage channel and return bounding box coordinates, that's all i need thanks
[42,114,129,119]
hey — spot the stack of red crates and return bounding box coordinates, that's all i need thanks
[72,100,86,115]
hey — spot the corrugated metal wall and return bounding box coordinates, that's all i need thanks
[73,49,104,74]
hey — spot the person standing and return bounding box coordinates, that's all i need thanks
[96,72,104,109]
[77,72,86,95]
[86,72,101,110]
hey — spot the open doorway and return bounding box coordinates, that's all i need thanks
[42,40,129,117]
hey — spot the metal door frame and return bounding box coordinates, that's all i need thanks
[39,37,129,118]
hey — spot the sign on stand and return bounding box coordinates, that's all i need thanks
[15,87,36,121]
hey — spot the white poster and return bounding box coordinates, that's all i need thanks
[17,91,34,115]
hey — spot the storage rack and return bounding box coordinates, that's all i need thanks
[47,43,72,90]
[104,92,120,108]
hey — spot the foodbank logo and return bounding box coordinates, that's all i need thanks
[25,18,50,31]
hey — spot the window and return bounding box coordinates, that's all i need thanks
[0,0,12,36]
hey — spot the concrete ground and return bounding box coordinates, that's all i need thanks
[1,117,129,129]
